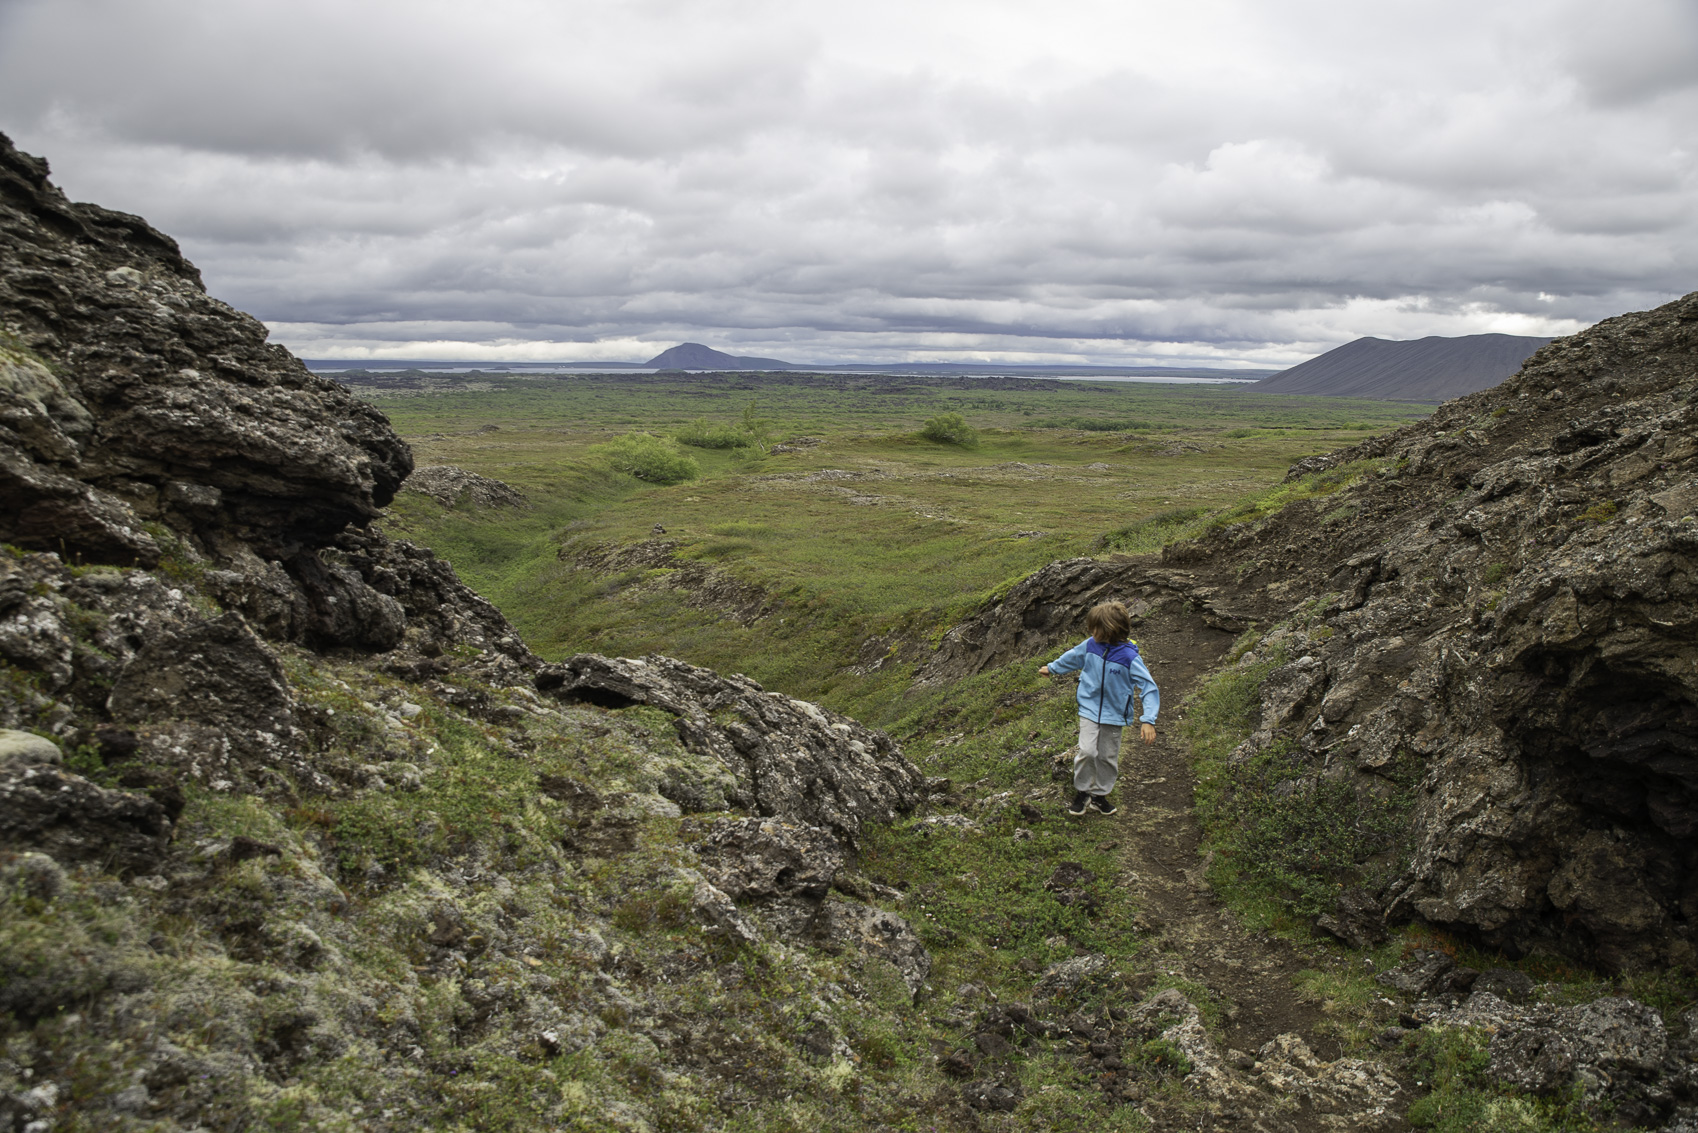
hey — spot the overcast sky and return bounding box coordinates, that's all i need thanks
[2,0,1695,367]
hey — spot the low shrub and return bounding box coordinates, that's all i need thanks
[1577,500,1617,525]
[593,432,701,484]
[1031,416,1156,432]
[918,412,978,446]
[674,419,750,449]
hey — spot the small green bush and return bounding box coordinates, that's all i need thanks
[674,419,749,449]
[1132,1037,1193,1078]
[1578,500,1617,525]
[918,412,978,446]
[593,432,701,484]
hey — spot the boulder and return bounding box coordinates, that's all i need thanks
[0,730,59,769]
[108,612,292,735]
[1374,949,1455,997]
[1473,967,1535,1004]
[1489,1021,1578,1095]
[536,653,923,843]
[0,133,411,569]
[689,817,843,901]
[688,878,761,947]
[404,465,527,509]
[0,764,170,873]
[1316,887,1389,950]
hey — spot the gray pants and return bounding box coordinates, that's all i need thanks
[1074,717,1123,795]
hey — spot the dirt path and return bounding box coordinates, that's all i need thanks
[1095,612,1408,1131]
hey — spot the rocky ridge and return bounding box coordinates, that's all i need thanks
[940,289,1698,976]
[0,132,958,1131]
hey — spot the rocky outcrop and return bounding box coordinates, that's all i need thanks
[537,652,925,843]
[403,464,526,509]
[1186,292,1698,971]
[938,289,1698,974]
[0,131,420,651]
[0,135,1015,1133]
[0,134,408,563]
[920,559,1247,682]
[1374,948,1698,1128]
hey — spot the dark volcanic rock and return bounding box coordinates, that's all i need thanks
[107,612,293,738]
[1164,291,1698,970]
[689,817,844,901]
[0,132,410,567]
[1316,888,1389,949]
[1473,995,1669,1106]
[0,763,170,873]
[1474,967,1536,1003]
[1375,950,1455,997]
[536,653,924,843]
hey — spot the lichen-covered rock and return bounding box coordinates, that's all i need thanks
[404,465,526,509]
[0,132,410,567]
[0,729,58,769]
[1254,1033,1403,1131]
[688,876,761,946]
[689,817,843,901]
[809,897,931,997]
[0,763,170,872]
[1424,990,1674,1114]
[1032,953,1109,1000]
[1374,949,1455,997]
[536,653,924,843]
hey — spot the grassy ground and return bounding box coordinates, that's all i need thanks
[370,372,1425,725]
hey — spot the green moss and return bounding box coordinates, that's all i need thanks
[1181,648,1415,928]
[1098,507,1211,556]
[1577,500,1617,525]
[1404,1027,1603,1132]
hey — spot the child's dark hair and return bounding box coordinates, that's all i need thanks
[1086,600,1132,644]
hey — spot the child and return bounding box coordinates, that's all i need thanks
[1039,600,1159,817]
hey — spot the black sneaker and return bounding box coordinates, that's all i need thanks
[1067,791,1089,817]
[1090,794,1117,816]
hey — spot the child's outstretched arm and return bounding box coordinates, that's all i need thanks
[1129,653,1160,743]
[1040,639,1091,678]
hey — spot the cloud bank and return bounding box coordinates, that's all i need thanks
[2,0,1694,365]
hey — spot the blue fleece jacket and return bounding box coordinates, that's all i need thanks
[1048,638,1160,726]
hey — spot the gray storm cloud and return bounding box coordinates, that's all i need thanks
[1,0,1693,365]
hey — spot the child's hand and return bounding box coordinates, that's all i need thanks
[1038,665,1050,676]
[1140,723,1156,745]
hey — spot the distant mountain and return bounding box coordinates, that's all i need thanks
[1251,334,1554,402]
[645,343,799,369]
